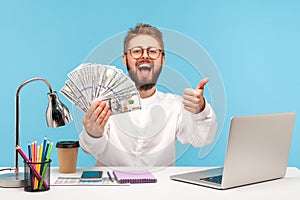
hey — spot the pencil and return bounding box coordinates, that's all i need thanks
[35,145,40,189]
[44,141,50,162]
[37,144,43,189]
[33,141,37,163]
[38,142,53,190]
[27,143,32,161]
[31,142,35,187]
[42,137,47,161]
[27,142,33,187]
[31,142,34,162]
[46,142,53,160]
[33,141,37,189]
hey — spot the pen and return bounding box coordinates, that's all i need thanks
[107,171,113,182]
[16,145,49,189]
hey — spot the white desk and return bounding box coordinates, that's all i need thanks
[1,167,300,200]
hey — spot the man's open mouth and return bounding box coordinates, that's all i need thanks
[138,64,151,72]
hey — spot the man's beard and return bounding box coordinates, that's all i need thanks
[126,58,162,91]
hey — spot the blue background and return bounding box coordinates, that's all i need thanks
[0,0,299,168]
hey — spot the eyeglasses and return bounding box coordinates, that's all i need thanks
[126,46,164,59]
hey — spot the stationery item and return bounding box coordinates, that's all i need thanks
[53,177,80,185]
[60,63,141,115]
[38,142,53,190]
[33,141,37,163]
[42,137,47,161]
[27,142,33,188]
[27,143,32,161]
[35,145,41,189]
[31,142,34,161]
[24,159,51,192]
[44,141,50,162]
[37,144,43,177]
[80,171,103,181]
[15,145,49,189]
[113,170,157,184]
[52,176,129,186]
[47,142,54,159]
[107,171,113,182]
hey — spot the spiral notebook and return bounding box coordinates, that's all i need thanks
[113,170,157,184]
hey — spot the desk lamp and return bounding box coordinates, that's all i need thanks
[0,77,72,188]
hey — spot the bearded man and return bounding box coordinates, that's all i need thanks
[79,23,217,166]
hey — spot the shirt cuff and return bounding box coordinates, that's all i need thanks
[191,98,212,120]
[80,127,108,146]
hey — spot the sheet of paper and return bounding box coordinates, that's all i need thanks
[52,177,129,186]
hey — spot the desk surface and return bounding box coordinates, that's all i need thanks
[1,167,300,200]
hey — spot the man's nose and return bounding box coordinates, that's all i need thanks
[141,49,149,58]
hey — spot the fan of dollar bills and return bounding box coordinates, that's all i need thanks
[60,63,141,115]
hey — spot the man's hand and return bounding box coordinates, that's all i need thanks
[183,78,209,114]
[82,100,111,138]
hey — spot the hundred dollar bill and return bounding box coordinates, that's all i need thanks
[102,94,141,115]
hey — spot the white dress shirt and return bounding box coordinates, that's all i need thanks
[79,90,217,166]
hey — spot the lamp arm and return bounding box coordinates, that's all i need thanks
[15,77,54,173]
[16,77,54,95]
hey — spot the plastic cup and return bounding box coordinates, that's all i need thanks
[56,141,79,173]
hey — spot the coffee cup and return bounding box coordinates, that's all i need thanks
[56,141,79,173]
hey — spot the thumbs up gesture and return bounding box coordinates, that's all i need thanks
[183,78,209,114]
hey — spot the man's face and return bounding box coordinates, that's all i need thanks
[122,35,165,91]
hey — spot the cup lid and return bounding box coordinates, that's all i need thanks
[56,141,80,148]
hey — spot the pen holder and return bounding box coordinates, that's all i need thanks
[24,159,51,192]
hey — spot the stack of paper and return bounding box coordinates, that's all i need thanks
[60,63,141,115]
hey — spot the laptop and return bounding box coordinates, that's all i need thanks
[170,112,296,189]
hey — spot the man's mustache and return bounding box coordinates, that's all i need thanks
[136,58,152,66]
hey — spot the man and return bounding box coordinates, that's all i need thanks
[79,23,217,166]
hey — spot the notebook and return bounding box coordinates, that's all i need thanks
[170,112,296,189]
[113,170,157,184]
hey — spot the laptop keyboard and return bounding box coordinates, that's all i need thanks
[200,175,223,184]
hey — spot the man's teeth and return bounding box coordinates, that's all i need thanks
[138,64,151,71]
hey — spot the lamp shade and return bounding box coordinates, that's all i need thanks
[46,92,73,128]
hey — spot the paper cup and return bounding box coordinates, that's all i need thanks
[56,141,79,173]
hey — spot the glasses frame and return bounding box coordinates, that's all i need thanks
[126,46,164,60]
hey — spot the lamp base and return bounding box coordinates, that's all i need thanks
[0,168,25,188]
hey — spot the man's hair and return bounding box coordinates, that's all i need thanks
[123,23,164,53]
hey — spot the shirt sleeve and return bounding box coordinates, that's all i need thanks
[79,123,110,156]
[176,97,217,148]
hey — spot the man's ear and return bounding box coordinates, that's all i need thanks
[162,54,166,67]
[122,54,127,67]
